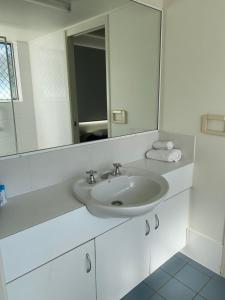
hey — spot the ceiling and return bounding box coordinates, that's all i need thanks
[0,0,129,40]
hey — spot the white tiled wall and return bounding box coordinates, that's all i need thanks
[0,131,159,198]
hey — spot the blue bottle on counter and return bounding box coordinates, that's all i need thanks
[0,184,7,207]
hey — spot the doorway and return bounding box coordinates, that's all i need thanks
[67,27,108,143]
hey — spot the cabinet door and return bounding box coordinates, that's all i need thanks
[7,240,96,300]
[150,190,190,273]
[96,216,151,300]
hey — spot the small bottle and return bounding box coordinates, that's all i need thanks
[0,184,7,207]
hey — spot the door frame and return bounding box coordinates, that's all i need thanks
[66,15,112,142]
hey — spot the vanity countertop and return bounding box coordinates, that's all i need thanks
[0,157,193,240]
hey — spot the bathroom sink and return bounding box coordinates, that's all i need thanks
[73,169,169,218]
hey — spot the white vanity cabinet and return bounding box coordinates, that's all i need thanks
[6,240,96,300]
[149,190,190,273]
[95,215,151,300]
[0,162,194,300]
[95,189,190,300]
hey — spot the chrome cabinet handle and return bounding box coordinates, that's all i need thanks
[145,220,150,236]
[155,214,160,230]
[86,253,92,273]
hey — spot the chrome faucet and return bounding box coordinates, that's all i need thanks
[112,163,122,176]
[86,170,97,184]
[101,163,123,180]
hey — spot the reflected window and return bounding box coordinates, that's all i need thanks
[0,42,18,101]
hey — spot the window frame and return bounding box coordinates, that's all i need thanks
[0,41,19,102]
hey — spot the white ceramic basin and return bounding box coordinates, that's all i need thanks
[73,169,169,218]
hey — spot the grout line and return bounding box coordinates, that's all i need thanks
[158,260,209,295]
[193,277,212,300]
[159,260,189,277]
[148,292,167,300]
[134,253,220,300]
[173,275,208,295]
[143,271,172,292]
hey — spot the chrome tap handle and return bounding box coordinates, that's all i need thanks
[112,163,122,176]
[86,170,97,184]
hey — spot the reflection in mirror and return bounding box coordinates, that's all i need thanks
[108,4,161,137]
[0,36,17,156]
[68,28,108,143]
[0,0,161,157]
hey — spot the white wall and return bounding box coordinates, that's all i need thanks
[161,0,225,256]
[0,103,17,157]
[29,31,73,150]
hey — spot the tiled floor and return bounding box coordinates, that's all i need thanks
[121,252,225,300]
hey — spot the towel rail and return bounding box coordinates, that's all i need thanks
[201,114,225,136]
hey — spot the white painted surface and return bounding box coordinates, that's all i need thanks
[0,131,159,198]
[182,228,223,274]
[161,0,225,247]
[29,30,73,150]
[150,190,190,273]
[7,240,96,300]
[109,2,161,136]
[96,215,151,300]
[0,179,83,240]
[163,164,193,199]
[0,207,126,283]
[0,152,194,240]
[0,0,129,41]
[0,252,7,300]
[0,160,193,283]
[0,103,17,156]
[13,41,38,153]
[133,0,163,10]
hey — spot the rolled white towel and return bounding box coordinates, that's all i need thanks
[145,149,182,162]
[152,140,174,150]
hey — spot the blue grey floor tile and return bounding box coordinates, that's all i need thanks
[200,277,225,300]
[149,293,164,300]
[158,278,195,300]
[193,295,206,300]
[212,273,225,285]
[175,264,210,292]
[160,256,187,276]
[121,282,155,300]
[144,269,171,291]
[175,252,191,263]
[188,259,215,277]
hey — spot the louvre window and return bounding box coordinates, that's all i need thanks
[0,41,18,101]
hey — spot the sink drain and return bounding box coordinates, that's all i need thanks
[111,200,123,206]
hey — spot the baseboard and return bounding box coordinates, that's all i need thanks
[181,228,223,274]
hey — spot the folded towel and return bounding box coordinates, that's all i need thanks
[152,140,174,150]
[145,149,182,162]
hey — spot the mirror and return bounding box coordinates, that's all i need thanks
[0,0,161,156]
[68,27,108,143]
